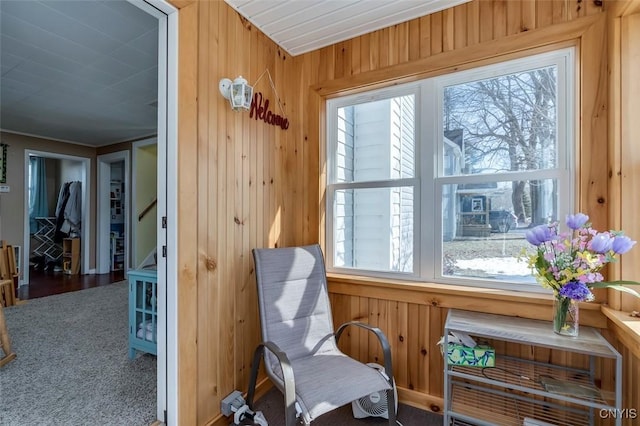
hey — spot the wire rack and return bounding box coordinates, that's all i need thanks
[443,309,622,426]
[450,382,592,426]
[450,356,613,407]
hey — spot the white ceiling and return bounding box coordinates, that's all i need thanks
[224,0,471,56]
[0,0,469,146]
[0,0,158,146]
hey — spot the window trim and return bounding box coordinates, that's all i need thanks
[325,47,577,292]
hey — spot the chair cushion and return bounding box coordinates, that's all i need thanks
[256,245,337,363]
[273,352,392,422]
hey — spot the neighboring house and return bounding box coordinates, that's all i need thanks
[335,96,415,272]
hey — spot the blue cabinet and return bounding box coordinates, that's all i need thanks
[128,269,157,359]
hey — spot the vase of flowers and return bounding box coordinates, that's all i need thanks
[524,213,640,337]
[553,293,579,336]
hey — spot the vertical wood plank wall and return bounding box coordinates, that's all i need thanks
[171,0,640,424]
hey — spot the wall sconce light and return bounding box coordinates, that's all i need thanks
[219,76,253,111]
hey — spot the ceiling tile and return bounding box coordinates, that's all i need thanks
[127,29,159,57]
[1,16,101,66]
[109,44,157,71]
[41,0,153,44]
[0,0,159,145]
[0,76,41,98]
[1,1,120,55]
[0,51,23,72]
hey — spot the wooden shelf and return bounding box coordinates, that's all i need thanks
[62,238,80,275]
[110,235,125,271]
[444,309,623,426]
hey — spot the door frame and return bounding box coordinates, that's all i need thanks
[96,151,131,274]
[131,136,158,269]
[22,150,91,285]
[130,0,178,422]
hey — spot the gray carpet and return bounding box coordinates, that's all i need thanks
[0,282,156,426]
[251,387,443,426]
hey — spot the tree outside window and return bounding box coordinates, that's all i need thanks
[326,48,574,289]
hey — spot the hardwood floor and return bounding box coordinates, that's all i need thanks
[18,269,125,300]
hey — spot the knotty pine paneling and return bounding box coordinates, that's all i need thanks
[169,0,640,424]
[185,0,319,423]
[328,291,616,415]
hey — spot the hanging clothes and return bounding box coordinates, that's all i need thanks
[62,181,82,236]
[54,182,71,243]
[54,181,82,241]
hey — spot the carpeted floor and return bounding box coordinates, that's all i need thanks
[250,386,443,426]
[0,281,156,426]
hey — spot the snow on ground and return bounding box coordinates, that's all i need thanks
[455,256,530,277]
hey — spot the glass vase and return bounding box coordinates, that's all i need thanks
[553,296,579,337]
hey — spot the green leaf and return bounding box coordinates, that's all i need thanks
[590,281,640,298]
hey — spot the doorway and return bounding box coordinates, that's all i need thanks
[96,1,176,421]
[22,150,91,287]
[97,151,131,274]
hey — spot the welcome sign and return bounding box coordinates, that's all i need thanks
[249,92,289,130]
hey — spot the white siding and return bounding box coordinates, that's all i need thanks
[391,96,414,272]
[335,107,354,267]
[334,96,415,272]
[353,101,391,269]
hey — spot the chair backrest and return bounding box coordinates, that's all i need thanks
[252,245,337,367]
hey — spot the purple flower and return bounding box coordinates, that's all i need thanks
[525,225,554,246]
[612,235,636,254]
[566,213,589,230]
[589,233,613,253]
[559,281,594,301]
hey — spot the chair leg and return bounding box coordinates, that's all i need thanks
[387,388,396,426]
[284,398,297,426]
[246,345,264,409]
[248,342,299,426]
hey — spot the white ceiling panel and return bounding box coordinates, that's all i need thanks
[224,0,471,56]
[128,30,160,56]
[0,0,159,146]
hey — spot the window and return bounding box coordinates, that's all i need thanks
[326,48,575,289]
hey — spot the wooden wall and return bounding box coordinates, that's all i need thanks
[173,1,314,424]
[170,0,640,424]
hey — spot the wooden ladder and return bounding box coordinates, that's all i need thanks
[0,240,17,307]
[0,240,18,367]
[0,300,16,367]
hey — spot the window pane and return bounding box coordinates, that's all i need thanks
[441,178,559,283]
[335,95,415,183]
[334,187,413,273]
[442,66,558,176]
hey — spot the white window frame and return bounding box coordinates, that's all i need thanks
[327,84,422,279]
[325,47,576,291]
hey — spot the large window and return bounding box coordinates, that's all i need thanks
[326,48,575,289]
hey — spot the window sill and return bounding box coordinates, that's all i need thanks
[326,272,607,328]
[601,306,640,358]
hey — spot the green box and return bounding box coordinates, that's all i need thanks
[447,343,495,367]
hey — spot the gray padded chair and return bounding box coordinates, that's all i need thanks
[247,244,396,426]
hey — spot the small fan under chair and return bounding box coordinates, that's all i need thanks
[351,363,398,419]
